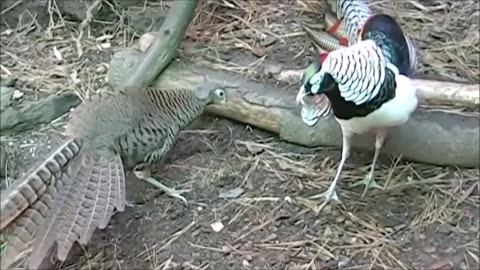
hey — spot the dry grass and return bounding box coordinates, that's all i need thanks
[0,0,479,269]
[188,0,479,83]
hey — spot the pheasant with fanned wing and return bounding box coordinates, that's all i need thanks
[0,81,227,269]
[296,39,418,208]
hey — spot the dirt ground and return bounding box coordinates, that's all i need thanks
[0,0,479,269]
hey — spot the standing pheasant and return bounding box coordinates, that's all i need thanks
[0,81,227,269]
[300,1,419,129]
[296,39,418,208]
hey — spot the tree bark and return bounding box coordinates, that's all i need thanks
[122,0,199,90]
[151,61,480,168]
[273,68,480,107]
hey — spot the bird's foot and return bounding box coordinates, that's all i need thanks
[143,176,190,205]
[308,186,341,213]
[350,174,383,199]
[133,165,189,205]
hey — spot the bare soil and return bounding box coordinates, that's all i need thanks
[1,0,479,269]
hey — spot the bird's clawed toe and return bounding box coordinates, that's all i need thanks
[351,174,384,199]
[308,186,341,213]
[143,176,190,205]
[133,164,190,205]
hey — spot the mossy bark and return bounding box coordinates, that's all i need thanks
[122,0,199,90]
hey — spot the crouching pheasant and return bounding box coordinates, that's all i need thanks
[0,81,227,269]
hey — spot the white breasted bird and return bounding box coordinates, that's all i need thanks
[296,38,418,208]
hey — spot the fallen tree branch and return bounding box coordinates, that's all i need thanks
[274,67,480,107]
[108,42,479,168]
[146,61,479,168]
[0,93,81,135]
[122,0,199,90]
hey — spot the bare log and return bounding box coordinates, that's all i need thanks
[274,68,480,107]
[121,0,199,89]
[147,61,479,168]
[108,43,479,167]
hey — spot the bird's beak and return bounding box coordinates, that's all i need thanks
[296,85,307,105]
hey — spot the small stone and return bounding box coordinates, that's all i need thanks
[419,233,427,240]
[12,90,24,100]
[96,65,107,73]
[222,245,232,254]
[262,233,277,242]
[344,236,357,244]
[242,259,250,268]
[210,220,224,232]
[323,226,333,237]
[284,196,292,203]
[242,241,253,250]
[424,245,436,253]
[219,187,244,199]
[335,215,345,223]
[100,42,111,49]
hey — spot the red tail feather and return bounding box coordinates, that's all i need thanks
[327,19,342,36]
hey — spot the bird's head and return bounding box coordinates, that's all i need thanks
[194,80,227,105]
[296,53,334,105]
[208,87,227,104]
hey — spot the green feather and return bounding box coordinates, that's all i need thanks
[302,61,321,85]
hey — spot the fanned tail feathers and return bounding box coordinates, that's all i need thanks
[27,148,126,269]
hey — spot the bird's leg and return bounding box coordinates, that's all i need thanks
[133,164,189,205]
[309,131,352,209]
[351,129,388,198]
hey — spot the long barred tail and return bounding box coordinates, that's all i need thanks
[326,0,372,44]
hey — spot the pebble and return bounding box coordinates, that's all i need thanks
[335,215,346,223]
[323,226,333,237]
[210,220,224,232]
[12,89,24,100]
[242,241,253,250]
[424,245,436,253]
[222,245,232,254]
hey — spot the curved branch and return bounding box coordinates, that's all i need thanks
[122,0,199,89]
